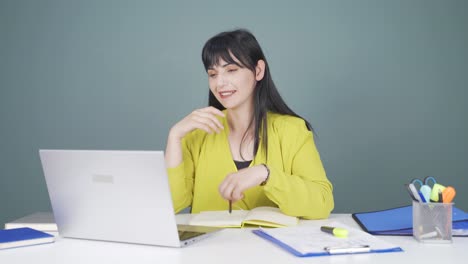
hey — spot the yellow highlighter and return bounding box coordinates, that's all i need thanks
[320,226,349,238]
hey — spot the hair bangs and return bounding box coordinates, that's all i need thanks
[202,35,248,71]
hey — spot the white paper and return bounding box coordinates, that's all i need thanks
[258,221,400,255]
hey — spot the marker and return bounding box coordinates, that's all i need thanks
[320,226,349,238]
[442,186,456,203]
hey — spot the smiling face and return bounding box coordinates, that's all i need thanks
[207,56,265,112]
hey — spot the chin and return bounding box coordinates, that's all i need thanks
[220,102,239,110]
[216,97,249,111]
[216,99,233,110]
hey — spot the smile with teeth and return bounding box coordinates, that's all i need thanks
[218,90,236,99]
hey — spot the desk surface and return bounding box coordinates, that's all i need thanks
[0,214,466,264]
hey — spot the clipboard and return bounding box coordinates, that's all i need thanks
[252,221,403,257]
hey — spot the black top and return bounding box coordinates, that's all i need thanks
[234,160,252,170]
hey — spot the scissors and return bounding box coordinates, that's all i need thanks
[409,176,437,203]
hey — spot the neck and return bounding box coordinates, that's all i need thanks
[226,105,254,134]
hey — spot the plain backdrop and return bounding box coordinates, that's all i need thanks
[1,0,467,225]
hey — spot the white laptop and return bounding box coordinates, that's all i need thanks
[39,149,222,247]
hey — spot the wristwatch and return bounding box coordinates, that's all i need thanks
[260,163,270,186]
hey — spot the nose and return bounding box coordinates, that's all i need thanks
[216,74,228,88]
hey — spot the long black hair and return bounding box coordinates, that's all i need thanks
[201,29,312,160]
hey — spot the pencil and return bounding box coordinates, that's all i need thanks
[229,200,232,214]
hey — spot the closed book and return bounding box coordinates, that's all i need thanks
[0,227,55,250]
[4,212,57,232]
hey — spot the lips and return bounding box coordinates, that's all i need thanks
[218,90,236,99]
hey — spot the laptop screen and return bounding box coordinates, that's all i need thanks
[40,150,221,247]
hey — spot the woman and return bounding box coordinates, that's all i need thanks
[165,29,333,219]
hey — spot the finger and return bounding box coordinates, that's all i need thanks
[203,106,225,117]
[218,180,227,196]
[192,115,221,133]
[194,110,224,130]
[193,111,223,131]
[219,175,235,200]
[219,183,234,200]
[231,187,244,202]
[192,121,215,134]
[231,186,244,201]
[218,178,232,199]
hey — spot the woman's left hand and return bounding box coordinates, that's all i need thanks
[218,165,269,202]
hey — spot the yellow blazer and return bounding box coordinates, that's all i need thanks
[167,111,334,219]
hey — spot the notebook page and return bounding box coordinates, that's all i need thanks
[243,207,298,227]
[189,210,249,227]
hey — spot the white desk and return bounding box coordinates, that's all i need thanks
[1,214,466,264]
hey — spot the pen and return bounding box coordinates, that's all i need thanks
[408,183,422,202]
[418,190,427,203]
[420,230,439,239]
[229,200,232,214]
[320,226,349,238]
[438,190,443,203]
[324,245,370,254]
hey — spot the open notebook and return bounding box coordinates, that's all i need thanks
[189,206,298,228]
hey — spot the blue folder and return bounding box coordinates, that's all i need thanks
[352,205,468,236]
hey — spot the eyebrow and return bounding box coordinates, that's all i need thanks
[207,63,236,70]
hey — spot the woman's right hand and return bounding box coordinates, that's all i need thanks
[169,106,225,141]
[165,107,224,168]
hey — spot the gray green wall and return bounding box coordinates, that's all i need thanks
[1,0,467,225]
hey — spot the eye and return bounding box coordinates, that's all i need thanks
[208,72,217,78]
[227,68,238,73]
